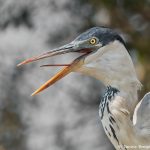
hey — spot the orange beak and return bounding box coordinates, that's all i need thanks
[31,58,83,96]
[17,43,91,96]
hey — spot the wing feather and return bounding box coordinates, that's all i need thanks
[133,92,150,136]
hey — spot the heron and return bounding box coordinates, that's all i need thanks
[18,27,150,150]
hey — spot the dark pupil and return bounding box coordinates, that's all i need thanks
[91,39,95,43]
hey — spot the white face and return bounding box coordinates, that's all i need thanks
[76,40,138,88]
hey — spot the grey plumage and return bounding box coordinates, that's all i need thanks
[75,27,125,46]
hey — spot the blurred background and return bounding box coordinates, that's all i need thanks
[0,0,149,150]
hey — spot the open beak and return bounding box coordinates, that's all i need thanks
[17,42,92,96]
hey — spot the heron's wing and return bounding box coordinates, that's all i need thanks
[133,92,150,136]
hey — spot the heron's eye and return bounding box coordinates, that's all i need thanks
[89,38,97,45]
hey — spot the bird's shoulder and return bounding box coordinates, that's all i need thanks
[133,92,150,137]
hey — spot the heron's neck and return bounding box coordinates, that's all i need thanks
[79,41,141,112]
[109,80,140,114]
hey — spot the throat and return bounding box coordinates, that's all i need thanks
[78,40,141,112]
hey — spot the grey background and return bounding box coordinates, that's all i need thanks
[0,0,149,150]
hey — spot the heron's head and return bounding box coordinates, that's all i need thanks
[18,27,139,96]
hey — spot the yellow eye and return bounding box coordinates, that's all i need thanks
[90,38,97,45]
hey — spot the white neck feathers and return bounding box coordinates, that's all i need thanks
[78,40,141,112]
